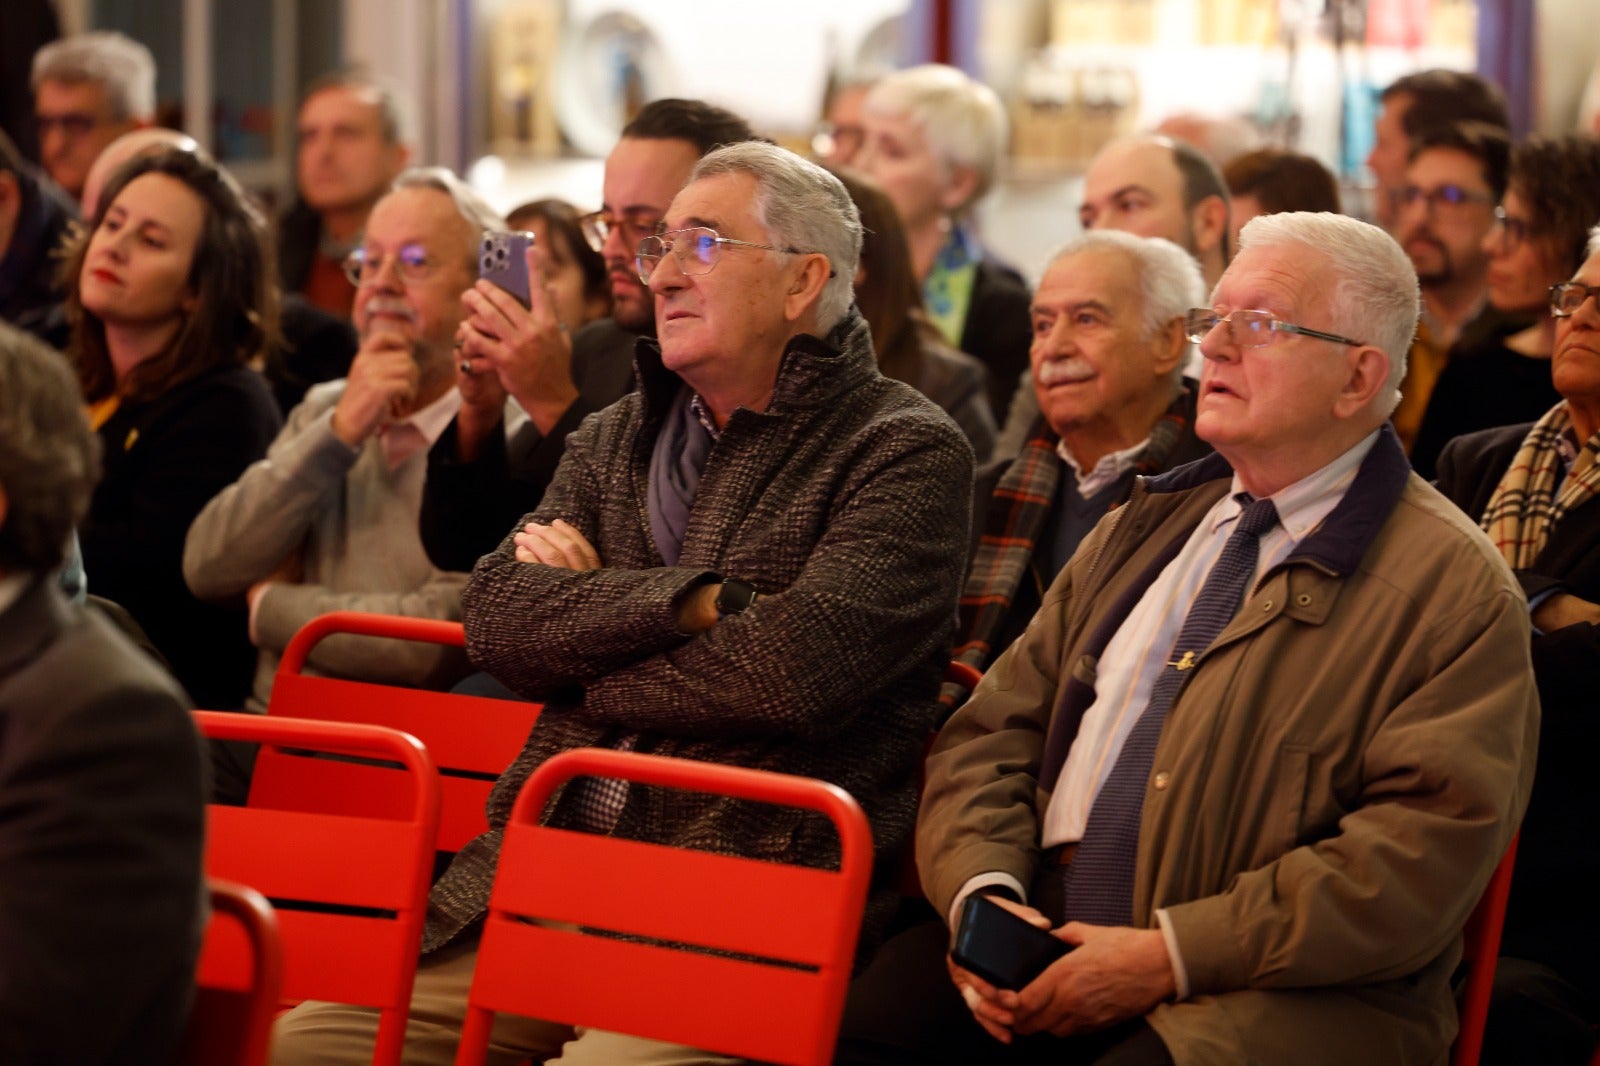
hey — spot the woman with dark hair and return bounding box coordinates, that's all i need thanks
[831,165,996,461]
[505,198,611,335]
[69,146,282,708]
[1412,135,1600,479]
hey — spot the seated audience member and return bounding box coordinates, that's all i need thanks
[858,64,1032,421]
[279,68,412,320]
[1435,232,1600,1066]
[78,125,199,218]
[1392,121,1515,454]
[838,212,1537,1066]
[1368,70,1510,232]
[956,231,1210,677]
[0,322,205,1064]
[184,168,493,792]
[1412,135,1600,479]
[31,31,155,204]
[0,128,75,350]
[1222,147,1341,250]
[271,141,973,1066]
[819,76,877,167]
[71,147,282,710]
[832,164,996,460]
[420,98,756,573]
[1152,112,1262,170]
[505,198,612,334]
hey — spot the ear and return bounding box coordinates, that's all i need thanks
[1151,315,1190,378]
[939,164,981,214]
[1189,194,1229,259]
[1332,344,1392,419]
[783,252,834,325]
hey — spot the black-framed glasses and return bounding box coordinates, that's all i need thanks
[342,242,437,287]
[635,226,825,283]
[1399,183,1494,214]
[1185,308,1366,349]
[1550,282,1600,318]
[1493,206,1532,252]
[580,209,663,254]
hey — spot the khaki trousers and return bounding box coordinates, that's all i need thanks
[269,937,747,1066]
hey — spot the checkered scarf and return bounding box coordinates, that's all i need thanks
[954,390,1193,675]
[1482,401,1600,568]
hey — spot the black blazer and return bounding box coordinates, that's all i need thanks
[80,364,282,708]
[1436,421,1600,996]
[0,577,205,1064]
[959,258,1034,424]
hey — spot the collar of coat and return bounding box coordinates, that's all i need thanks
[630,308,879,426]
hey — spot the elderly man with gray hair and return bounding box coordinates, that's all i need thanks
[270,141,974,1065]
[31,30,155,201]
[839,212,1537,1066]
[955,231,1211,679]
[186,168,504,797]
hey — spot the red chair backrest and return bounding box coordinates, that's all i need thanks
[1452,833,1520,1066]
[180,879,283,1066]
[262,611,541,851]
[454,748,874,1066]
[194,711,441,1066]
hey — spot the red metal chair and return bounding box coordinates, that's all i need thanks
[454,748,874,1066]
[193,711,441,1066]
[179,879,283,1066]
[1452,833,1520,1066]
[262,611,541,851]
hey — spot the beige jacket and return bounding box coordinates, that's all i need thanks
[918,431,1539,1066]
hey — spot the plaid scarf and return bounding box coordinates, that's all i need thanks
[953,389,1194,675]
[1482,401,1600,568]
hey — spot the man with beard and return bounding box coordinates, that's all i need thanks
[1391,121,1512,452]
[185,169,498,798]
[1367,70,1509,233]
[419,98,756,572]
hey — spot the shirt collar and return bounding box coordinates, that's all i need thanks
[1057,436,1150,497]
[1213,429,1381,546]
[388,386,463,448]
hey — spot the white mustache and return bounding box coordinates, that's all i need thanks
[1036,357,1096,386]
[363,297,416,322]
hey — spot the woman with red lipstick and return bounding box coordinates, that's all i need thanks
[65,147,282,709]
[1412,136,1600,479]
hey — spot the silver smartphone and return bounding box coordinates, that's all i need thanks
[479,230,534,307]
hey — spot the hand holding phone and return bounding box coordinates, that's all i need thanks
[479,230,534,307]
[951,894,1071,991]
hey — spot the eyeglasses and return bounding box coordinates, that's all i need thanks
[579,209,663,254]
[1399,183,1494,215]
[1185,308,1366,349]
[1492,206,1532,252]
[1550,282,1600,318]
[342,242,438,287]
[35,112,105,139]
[635,226,825,284]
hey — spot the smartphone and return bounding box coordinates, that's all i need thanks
[479,230,534,307]
[950,893,1071,991]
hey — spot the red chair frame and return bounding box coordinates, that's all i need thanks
[1452,833,1520,1066]
[455,748,874,1066]
[181,879,283,1066]
[265,611,540,851]
[194,711,441,1066]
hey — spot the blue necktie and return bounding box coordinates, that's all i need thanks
[1056,493,1280,927]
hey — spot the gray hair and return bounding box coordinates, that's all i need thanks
[32,32,156,122]
[300,67,415,147]
[690,141,862,333]
[390,166,507,267]
[1587,223,1600,259]
[864,64,1008,209]
[0,323,99,574]
[1237,212,1419,414]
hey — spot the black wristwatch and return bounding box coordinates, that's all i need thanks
[714,578,759,618]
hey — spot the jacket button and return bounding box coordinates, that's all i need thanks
[1153,771,1171,791]
[1262,600,1273,612]
[1297,593,1312,606]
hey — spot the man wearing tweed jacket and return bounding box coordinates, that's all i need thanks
[272,143,973,1065]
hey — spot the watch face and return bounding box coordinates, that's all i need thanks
[715,579,758,617]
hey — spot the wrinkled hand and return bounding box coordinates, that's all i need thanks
[513,518,601,570]
[946,896,1053,1044]
[1531,592,1600,632]
[332,331,419,446]
[1009,924,1176,1038]
[457,245,578,435]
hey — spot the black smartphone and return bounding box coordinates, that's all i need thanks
[479,230,534,307]
[950,893,1071,991]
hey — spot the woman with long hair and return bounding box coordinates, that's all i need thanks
[69,146,282,708]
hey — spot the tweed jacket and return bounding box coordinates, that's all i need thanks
[919,428,1539,1065]
[423,310,974,956]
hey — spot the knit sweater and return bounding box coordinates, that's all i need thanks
[423,310,974,960]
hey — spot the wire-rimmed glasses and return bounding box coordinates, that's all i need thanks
[1184,308,1366,349]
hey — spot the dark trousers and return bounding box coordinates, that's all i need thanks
[1480,957,1599,1066]
[834,918,1173,1066]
